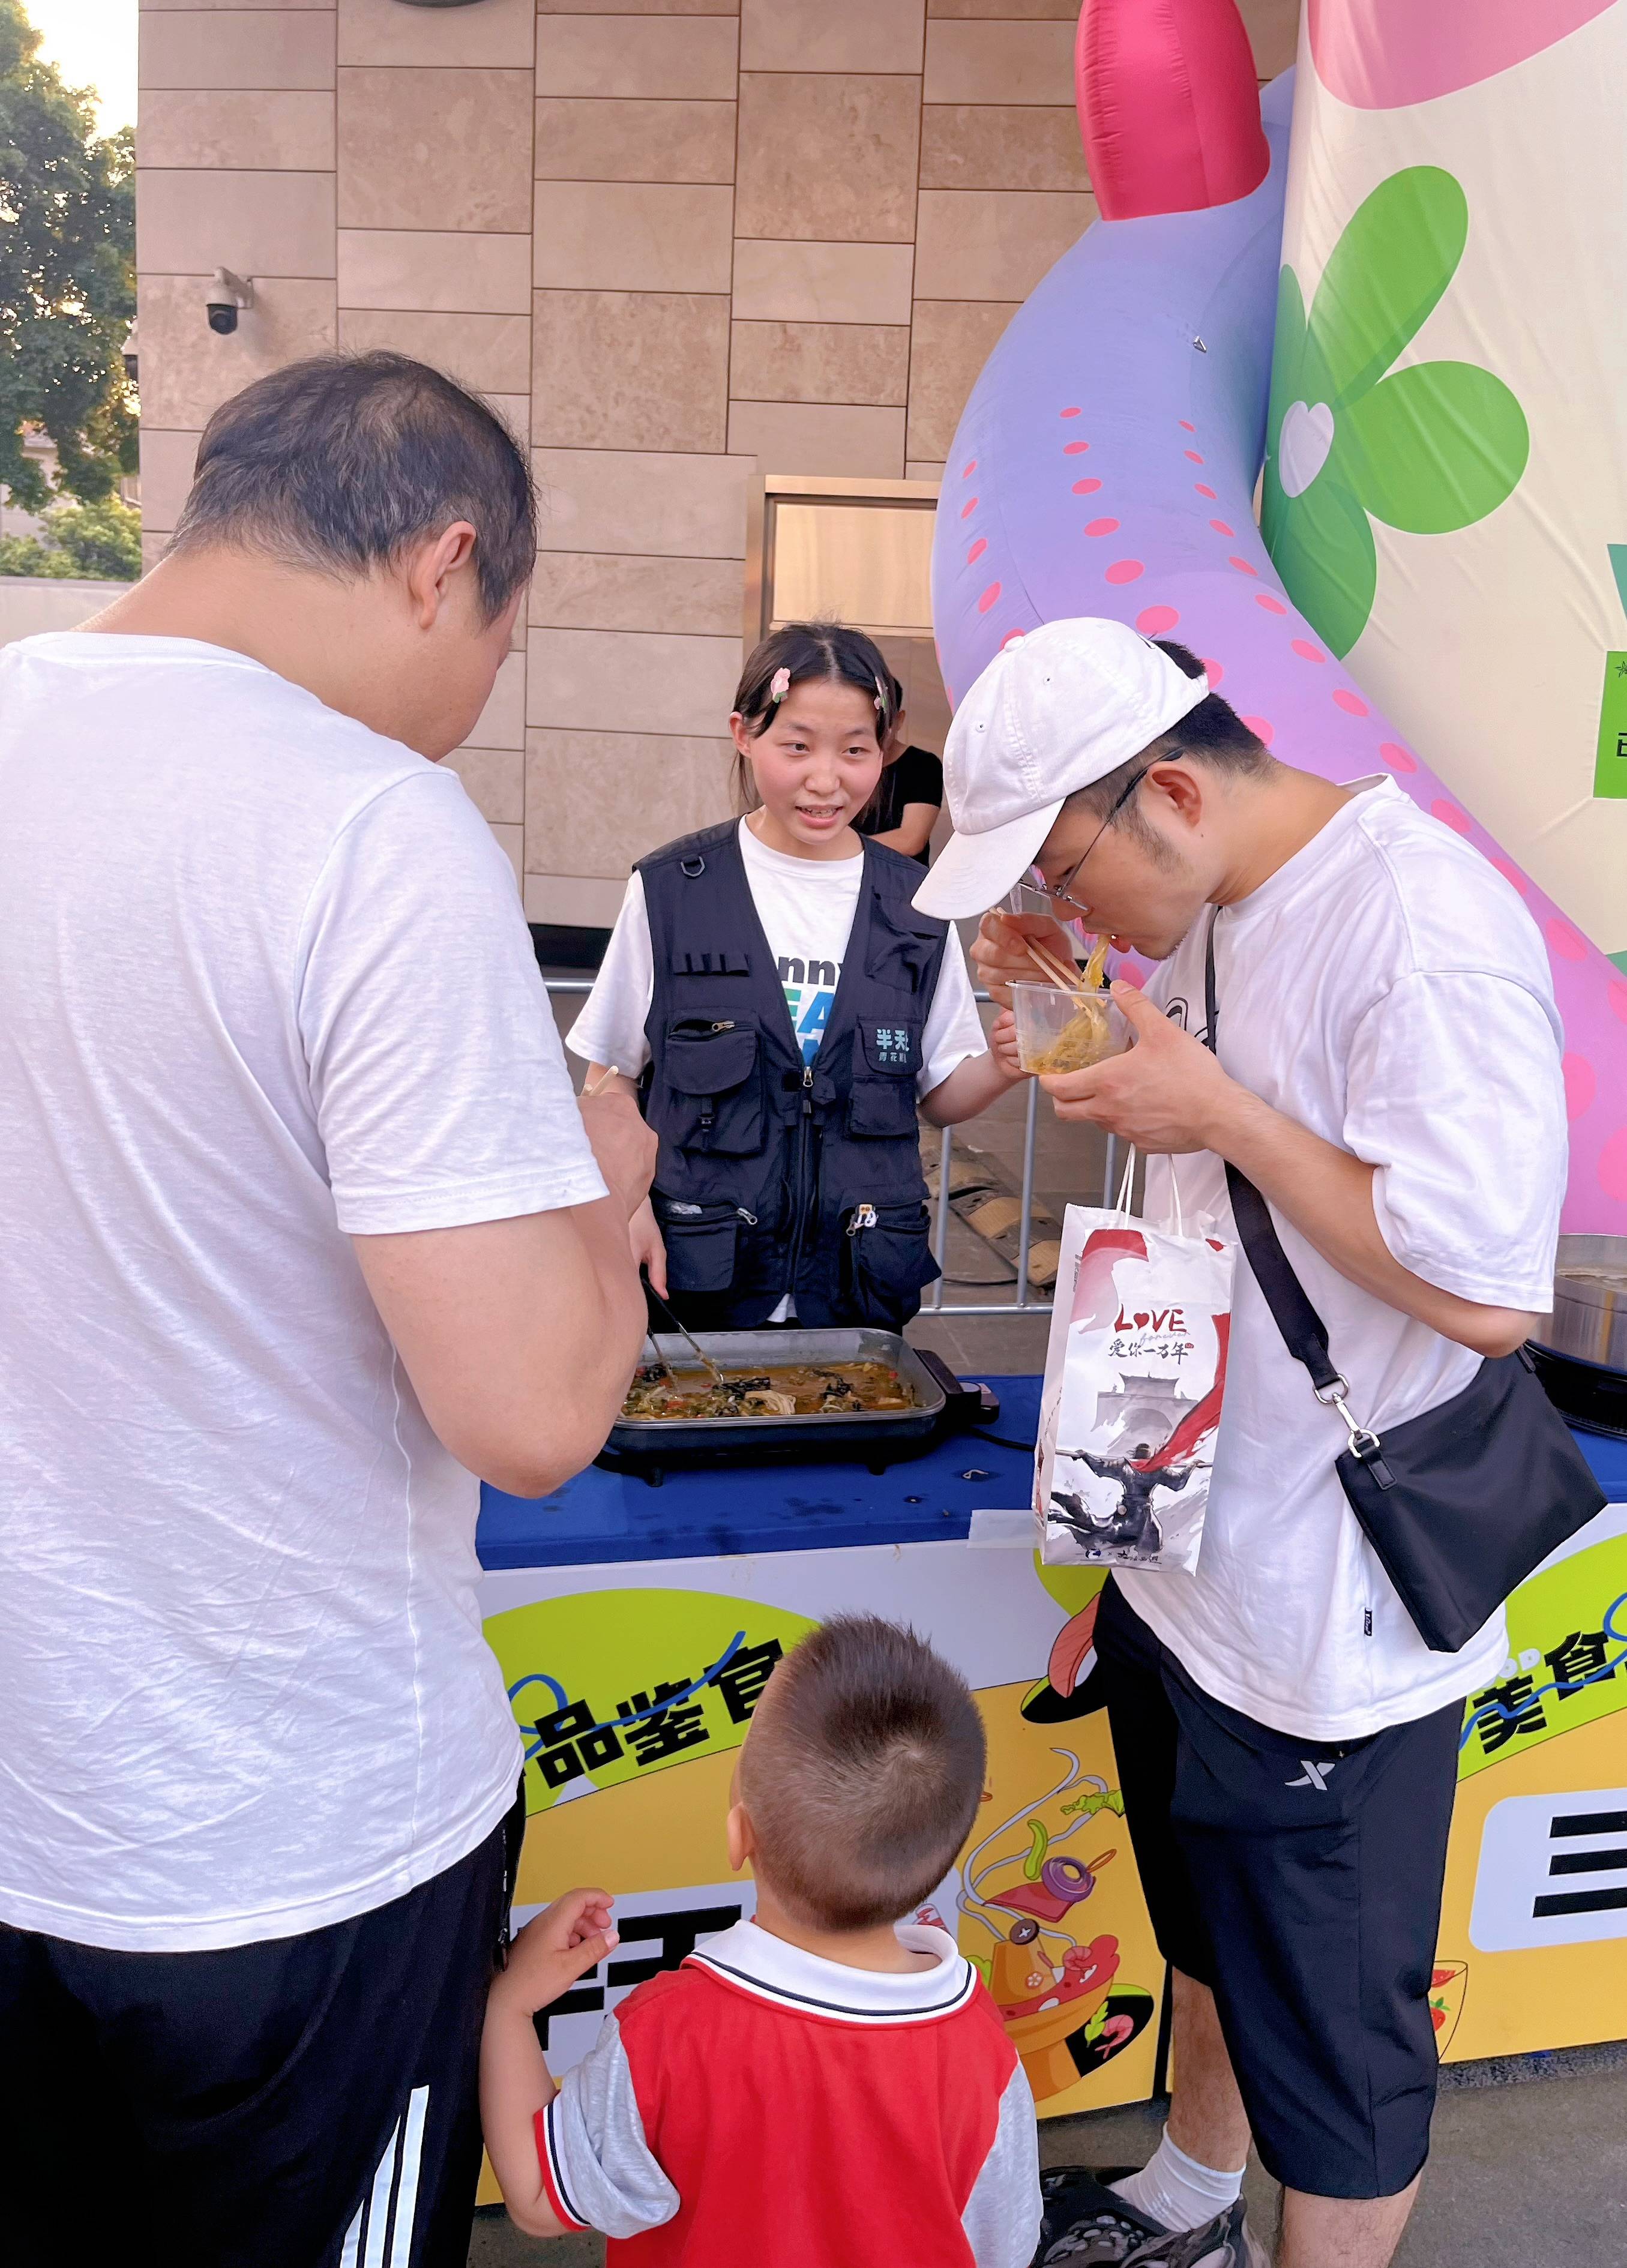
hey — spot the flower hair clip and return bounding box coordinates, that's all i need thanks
[873,673,889,718]
[767,666,792,710]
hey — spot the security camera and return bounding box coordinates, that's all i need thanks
[204,268,254,337]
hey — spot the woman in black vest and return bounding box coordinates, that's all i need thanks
[568,622,1023,1330]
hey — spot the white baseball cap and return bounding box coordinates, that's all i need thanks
[912,618,1209,920]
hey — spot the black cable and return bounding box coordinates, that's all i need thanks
[968,1428,1037,1454]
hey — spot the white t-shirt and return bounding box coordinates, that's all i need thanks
[1119,778,1566,1740]
[567,818,987,1089]
[0,633,606,1954]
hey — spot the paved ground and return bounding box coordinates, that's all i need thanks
[468,2045,1627,2264]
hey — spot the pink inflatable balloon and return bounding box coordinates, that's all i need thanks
[1075,0,1268,220]
[933,21,1627,1234]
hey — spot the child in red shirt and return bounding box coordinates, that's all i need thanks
[480,1614,1039,2267]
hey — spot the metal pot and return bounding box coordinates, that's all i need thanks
[1532,1235,1627,1373]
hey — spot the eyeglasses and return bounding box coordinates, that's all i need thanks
[1007,765,1150,922]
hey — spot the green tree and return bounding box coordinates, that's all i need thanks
[0,493,142,579]
[0,0,136,517]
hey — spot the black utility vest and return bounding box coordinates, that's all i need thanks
[639,821,950,1330]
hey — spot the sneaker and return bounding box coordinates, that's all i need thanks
[1035,2170,1271,2268]
[1035,2168,1170,2264]
[1122,2200,1271,2268]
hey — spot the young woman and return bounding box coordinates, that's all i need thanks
[568,621,1023,1330]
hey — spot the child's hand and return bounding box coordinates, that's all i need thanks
[496,1889,619,2017]
[990,1008,1026,1080]
[481,1891,618,2237]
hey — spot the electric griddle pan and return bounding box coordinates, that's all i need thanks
[597,1327,1000,1485]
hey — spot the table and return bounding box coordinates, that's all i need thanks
[478,1376,1045,1568]
[477,1388,1627,2129]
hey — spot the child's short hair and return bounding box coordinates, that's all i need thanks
[739,1615,986,1933]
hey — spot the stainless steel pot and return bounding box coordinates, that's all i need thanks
[1532,1235,1627,1373]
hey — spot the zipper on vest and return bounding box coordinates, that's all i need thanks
[785,1063,817,1298]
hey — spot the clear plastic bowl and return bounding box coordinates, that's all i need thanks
[1011,980,1130,1075]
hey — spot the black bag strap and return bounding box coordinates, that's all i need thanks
[1201,912,1351,1406]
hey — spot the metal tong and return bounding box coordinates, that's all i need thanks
[584,1063,724,1389]
[643,1281,725,1388]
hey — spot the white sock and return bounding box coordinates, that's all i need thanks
[1110,2131,1245,2234]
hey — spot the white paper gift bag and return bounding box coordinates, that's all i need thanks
[1035,1158,1236,1572]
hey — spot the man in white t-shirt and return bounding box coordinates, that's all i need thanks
[920,619,1566,2268]
[0,355,654,2267]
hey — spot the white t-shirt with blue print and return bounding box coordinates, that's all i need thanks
[568,820,987,1093]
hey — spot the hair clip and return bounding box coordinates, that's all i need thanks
[873,673,889,717]
[768,666,792,709]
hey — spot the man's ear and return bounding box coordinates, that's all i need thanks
[404,521,478,631]
[726,1799,756,1875]
[1144,759,1204,829]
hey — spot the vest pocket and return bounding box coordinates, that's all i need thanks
[660,1020,765,1156]
[842,1200,940,1321]
[657,1200,740,1293]
[846,1020,922,1139]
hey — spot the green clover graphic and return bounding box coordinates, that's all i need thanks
[1262,166,1529,658]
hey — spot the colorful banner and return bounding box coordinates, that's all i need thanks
[1439,1509,1627,2058]
[479,1500,1627,2150]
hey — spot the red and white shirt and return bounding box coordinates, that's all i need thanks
[534,1919,1039,2267]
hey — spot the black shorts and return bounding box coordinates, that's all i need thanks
[0,1788,525,2268]
[1095,1580,1461,2200]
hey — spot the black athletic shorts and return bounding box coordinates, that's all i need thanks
[1,1787,525,2268]
[1095,1579,1462,2200]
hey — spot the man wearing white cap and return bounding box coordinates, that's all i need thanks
[918,620,1567,2268]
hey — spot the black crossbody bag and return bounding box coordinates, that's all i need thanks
[1201,913,1604,1653]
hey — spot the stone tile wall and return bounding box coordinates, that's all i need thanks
[137,0,1297,929]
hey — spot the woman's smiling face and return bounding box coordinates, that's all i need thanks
[733,675,885,856]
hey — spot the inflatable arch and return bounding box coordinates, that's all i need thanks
[931,0,1627,1235]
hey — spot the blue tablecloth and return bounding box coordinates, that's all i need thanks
[477,1376,1044,1569]
[1580,1421,1627,1500]
[477,1379,1627,1573]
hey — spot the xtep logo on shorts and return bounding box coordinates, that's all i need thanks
[1287,1758,1337,1790]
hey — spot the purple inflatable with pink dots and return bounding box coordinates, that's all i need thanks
[932,71,1627,1233]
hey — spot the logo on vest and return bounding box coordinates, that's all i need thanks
[872,1024,912,1069]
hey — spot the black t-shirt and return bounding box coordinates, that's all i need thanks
[856,745,944,865]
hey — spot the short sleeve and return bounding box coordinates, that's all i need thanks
[296,771,606,1235]
[961,2062,1041,2268]
[537,2015,680,2240]
[1343,970,1565,1308]
[920,925,990,1093]
[565,873,657,1079]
